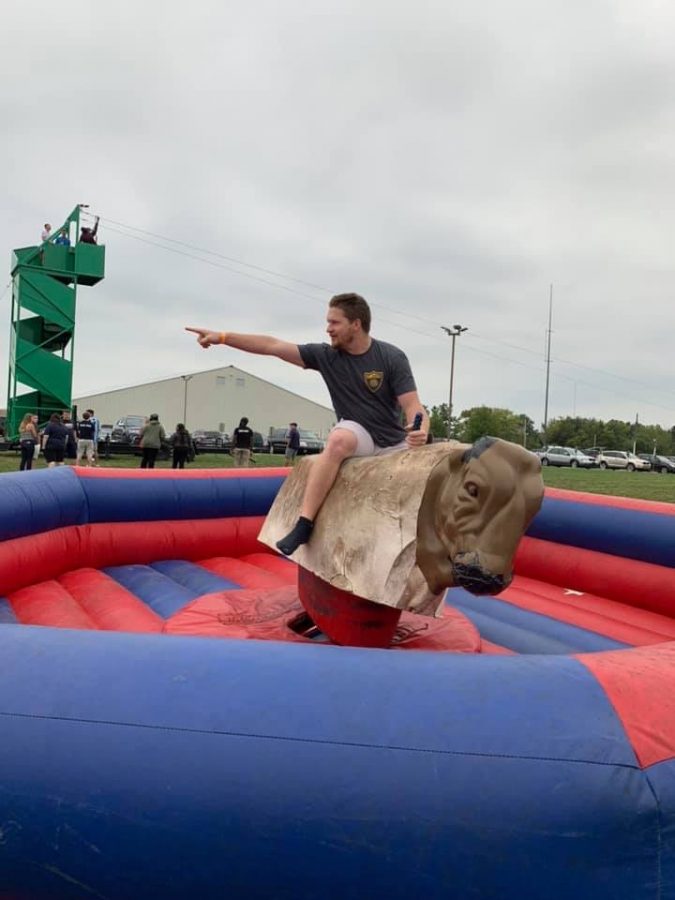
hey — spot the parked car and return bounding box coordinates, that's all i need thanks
[110,415,147,444]
[192,430,227,449]
[638,454,675,474]
[99,423,114,441]
[268,428,291,454]
[252,432,267,452]
[536,446,596,468]
[596,451,650,472]
[267,427,325,455]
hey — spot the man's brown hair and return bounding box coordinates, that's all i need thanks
[329,293,371,334]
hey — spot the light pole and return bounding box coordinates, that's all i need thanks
[542,285,553,446]
[180,375,194,425]
[441,325,467,439]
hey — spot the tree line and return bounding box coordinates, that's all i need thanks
[427,404,675,455]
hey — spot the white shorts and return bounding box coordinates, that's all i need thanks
[330,420,407,458]
[77,439,95,461]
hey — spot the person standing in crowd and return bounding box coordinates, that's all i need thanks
[42,413,69,467]
[33,417,42,464]
[232,417,253,467]
[187,292,428,556]
[75,411,96,467]
[86,409,100,465]
[139,414,166,469]
[61,411,77,461]
[285,422,301,467]
[169,423,192,469]
[41,223,52,242]
[54,228,70,246]
[18,413,39,471]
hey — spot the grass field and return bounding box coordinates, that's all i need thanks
[0,450,288,473]
[535,465,675,503]
[3,451,675,503]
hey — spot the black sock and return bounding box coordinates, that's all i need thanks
[276,516,314,556]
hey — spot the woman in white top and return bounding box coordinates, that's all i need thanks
[18,413,39,471]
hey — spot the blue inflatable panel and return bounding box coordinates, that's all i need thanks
[451,606,590,655]
[0,467,86,541]
[0,626,635,766]
[150,559,241,595]
[448,589,629,654]
[0,718,658,900]
[644,759,675,895]
[0,626,657,899]
[0,599,17,624]
[2,470,675,898]
[80,473,285,523]
[528,497,675,569]
[104,564,197,618]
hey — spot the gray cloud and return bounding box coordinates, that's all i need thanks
[2,0,675,428]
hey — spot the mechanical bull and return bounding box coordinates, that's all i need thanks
[259,436,544,634]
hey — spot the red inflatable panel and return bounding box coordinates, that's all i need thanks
[501,575,675,647]
[578,642,675,768]
[515,536,675,618]
[164,587,481,653]
[0,528,81,595]
[546,486,675,516]
[83,517,267,570]
[239,553,297,585]
[165,587,304,642]
[0,518,269,596]
[198,557,289,589]
[9,581,98,630]
[511,575,675,640]
[392,606,480,653]
[58,569,163,633]
[480,639,516,655]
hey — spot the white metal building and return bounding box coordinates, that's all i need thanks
[74,365,336,438]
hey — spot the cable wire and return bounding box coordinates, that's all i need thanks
[86,212,675,414]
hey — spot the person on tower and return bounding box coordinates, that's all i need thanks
[79,216,100,245]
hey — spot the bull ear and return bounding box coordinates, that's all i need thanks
[415,450,464,594]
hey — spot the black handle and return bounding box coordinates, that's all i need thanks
[412,412,423,431]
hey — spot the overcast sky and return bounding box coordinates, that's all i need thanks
[2,0,675,429]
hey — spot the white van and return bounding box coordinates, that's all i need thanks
[596,451,650,472]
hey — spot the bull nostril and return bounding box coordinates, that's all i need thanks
[452,562,509,596]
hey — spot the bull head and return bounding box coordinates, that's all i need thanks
[415,436,543,596]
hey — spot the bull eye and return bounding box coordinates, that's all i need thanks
[465,481,479,498]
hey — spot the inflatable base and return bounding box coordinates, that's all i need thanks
[164,582,481,652]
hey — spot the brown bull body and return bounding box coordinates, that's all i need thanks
[258,437,544,617]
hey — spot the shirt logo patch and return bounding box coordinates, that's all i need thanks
[364,370,384,392]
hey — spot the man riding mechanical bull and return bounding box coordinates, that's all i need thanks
[187,294,543,636]
[187,292,430,555]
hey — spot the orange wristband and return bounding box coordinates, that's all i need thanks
[219,332,228,345]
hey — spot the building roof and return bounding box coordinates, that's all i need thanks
[75,364,333,413]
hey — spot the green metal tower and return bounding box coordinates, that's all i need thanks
[6,206,105,437]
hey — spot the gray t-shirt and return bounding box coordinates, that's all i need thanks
[298,339,416,447]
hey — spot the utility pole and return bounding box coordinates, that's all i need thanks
[542,285,553,447]
[180,374,194,425]
[632,412,638,455]
[441,325,467,439]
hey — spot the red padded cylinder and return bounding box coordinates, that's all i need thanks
[297,568,402,648]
